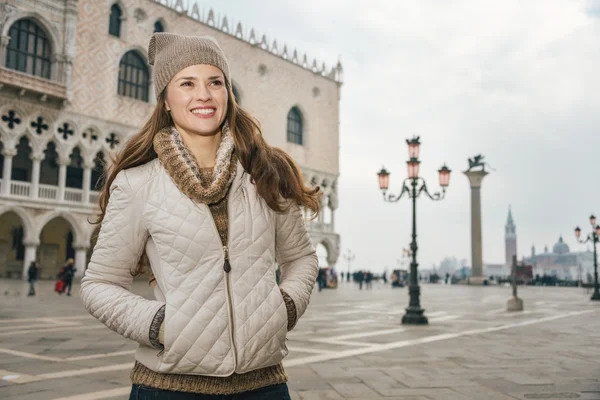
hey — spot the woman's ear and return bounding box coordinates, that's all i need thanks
[164,101,171,112]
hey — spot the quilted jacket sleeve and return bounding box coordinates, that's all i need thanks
[276,202,318,327]
[80,170,165,348]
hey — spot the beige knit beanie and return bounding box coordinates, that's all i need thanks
[147,32,230,99]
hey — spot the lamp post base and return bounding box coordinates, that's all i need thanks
[402,307,428,325]
[467,276,489,285]
[591,291,600,301]
[506,296,524,311]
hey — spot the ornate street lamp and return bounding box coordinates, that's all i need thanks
[575,214,600,300]
[343,249,355,281]
[376,136,451,325]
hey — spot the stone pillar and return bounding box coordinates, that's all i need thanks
[1,148,16,195]
[464,170,488,284]
[30,155,43,199]
[57,159,69,201]
[82,162,93,204]
[0,35,11,65]
[22,241,39,280]
[74,246,88,278]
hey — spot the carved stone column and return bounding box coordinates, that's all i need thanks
[57,155,70,201]
[1,147,16,195]
[82,160,93,204]
[30,154,44,199]
[22,240,40,280]
[74,246,88,278]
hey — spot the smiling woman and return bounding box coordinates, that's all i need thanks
[80,32,321,400]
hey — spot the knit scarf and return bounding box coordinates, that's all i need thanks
[153,124,237,205]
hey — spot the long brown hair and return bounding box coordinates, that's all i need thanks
[95,80,321,274]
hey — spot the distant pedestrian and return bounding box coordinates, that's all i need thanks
[365,272,373,290]
[62,258,76,296]
[317,268,327,292]
[27,261,39,296]
[357,271,364,290]
[55,266,66,294]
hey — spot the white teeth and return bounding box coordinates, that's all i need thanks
[192,109,215,115]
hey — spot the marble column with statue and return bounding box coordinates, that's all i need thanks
[464,155,493,285]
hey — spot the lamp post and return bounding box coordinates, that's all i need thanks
[377,136,451,325]
[575,214,600,301]
[343,249,355,281]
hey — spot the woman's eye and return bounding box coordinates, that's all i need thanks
[181,81,192,87]
[211,80,223,86]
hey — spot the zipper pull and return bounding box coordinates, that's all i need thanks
[223,246,231,273]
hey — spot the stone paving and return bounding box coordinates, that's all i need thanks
[0,279,599,399]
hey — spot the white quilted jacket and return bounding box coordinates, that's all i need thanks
[80,159,318,376]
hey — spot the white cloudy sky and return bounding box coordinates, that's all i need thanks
[203,0,600,272]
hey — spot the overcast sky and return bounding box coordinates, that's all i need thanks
[203,0,600,273]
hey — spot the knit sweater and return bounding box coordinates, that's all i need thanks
[130,127,297,395]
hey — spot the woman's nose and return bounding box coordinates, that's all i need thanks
[195,85,212,101]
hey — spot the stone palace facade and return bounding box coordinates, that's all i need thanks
[0,0,342,279]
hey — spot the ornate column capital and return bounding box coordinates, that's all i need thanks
[30,152,45,162]
[2,147,17,157]
[58,154,71,166]
[463,170,488,188]
[23,239,40,247]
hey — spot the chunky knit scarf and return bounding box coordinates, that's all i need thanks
[153,124,237,205]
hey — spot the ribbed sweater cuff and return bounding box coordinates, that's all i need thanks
[149,305,165,349]
[280,289,297,331]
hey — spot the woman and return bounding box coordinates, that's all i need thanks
[80,33,320,399]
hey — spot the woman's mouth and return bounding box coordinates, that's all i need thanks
[191,108,216,118]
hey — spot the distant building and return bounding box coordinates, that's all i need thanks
[525,236,594,281]
[484,207,594,281]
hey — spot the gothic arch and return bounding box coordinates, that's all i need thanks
[36,210,85,246]
[116,47,153,98]
[2,14,61,81]
[2,13,60,54]
[26,111,55,139]
[286,104,309,146]
[0,205,36,243]
[0,104,29,137]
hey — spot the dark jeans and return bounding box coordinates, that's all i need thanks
[28,281,36,296]
[129,383,291,400]
[63,279,73,295]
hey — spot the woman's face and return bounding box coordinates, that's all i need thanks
[164,64,228,138]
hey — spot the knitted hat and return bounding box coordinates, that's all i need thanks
[147,32,230,98]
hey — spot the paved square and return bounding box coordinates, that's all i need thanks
[1,279,599,399]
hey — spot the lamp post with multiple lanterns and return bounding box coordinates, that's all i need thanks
[377,137,451,325]
[343,249,355,281]
[575,215,600,301]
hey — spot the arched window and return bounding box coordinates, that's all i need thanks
[5,19,51,79]
[154,20,164,33]
[12,136,32,182]
[109,4,122,37]
[66,147,83,189]
[40,141,59,185]
[287,107,303,145]
[232,84,241,105]
[118,51,149,102]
